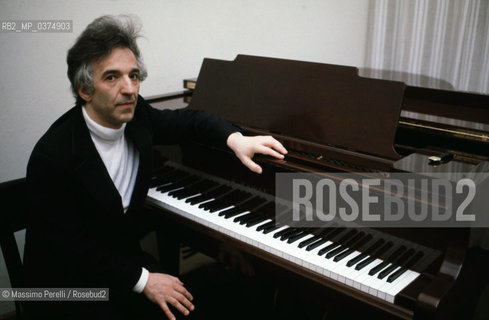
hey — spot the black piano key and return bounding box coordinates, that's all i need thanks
[190,185,232,205]
[299,235,321,248]
[236,203,271,223]
[220,206,248,218]
[347,252,368,268]
[175,179,219,199]
[346,238,383,267]
[305,227,342,251]
[368,246,406,276]
[404,250,424,269]
[186,194,212,205]
[333,248,356,262]
[386,267,408,283]
[155,170,190,191]
[355,241,393,271]
[234,201,273,224]
[234,212,255,224]
[149,176,171,188]
[306,238,328,251]
[279,228,301,241]
[325,246,349,259]
[378,248,416,280]
[397,248,416,265]
[325,232,364,259]
[168,178,206,198]
[246,216,268,228]
[377,264,400,280]
[221,196,267,217]
[355,256,376,271]
[285,229,307,240]
[326,232,365,259]
[272,227,295,239]
[199,198,223,209]
[160,175,200,193]
[262,224,282,234]
[368,259,395,278]
[198,198,218,209]
[235,201,274,224]
[149,166,176,187]
[318,229,357,256]
[172,186,204,200]
[157,183,183,193]
[368,260,391,276]
[169,187,195,199]
[387,251,424,283]
[287,230,311,244]
[318,242,340,256]
[206,201,233,212]
[256,221,276,232]
[200,189,249,211]
[334,234,373,262]
[298,228,332,248]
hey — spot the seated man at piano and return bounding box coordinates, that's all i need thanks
[23,15,287,320]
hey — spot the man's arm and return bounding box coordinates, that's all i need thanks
[139,96,288,173]
[226,131,288,174]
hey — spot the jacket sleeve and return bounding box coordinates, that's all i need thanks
[136,95,240,148]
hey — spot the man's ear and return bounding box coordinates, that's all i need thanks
[78,87,92,103]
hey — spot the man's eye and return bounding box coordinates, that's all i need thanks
[130,74,140,80]
[106,75,116,81]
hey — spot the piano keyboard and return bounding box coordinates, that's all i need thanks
[147,162,440,304]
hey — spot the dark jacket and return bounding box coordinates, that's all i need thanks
[23,95,237,317]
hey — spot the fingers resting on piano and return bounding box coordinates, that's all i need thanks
[226,132,288,174]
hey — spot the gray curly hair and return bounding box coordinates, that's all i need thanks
[66,15,148,105]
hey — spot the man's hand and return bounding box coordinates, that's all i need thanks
[143,272,194,320]
[226,132,288,174]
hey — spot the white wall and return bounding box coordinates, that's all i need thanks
[0,0,369,182]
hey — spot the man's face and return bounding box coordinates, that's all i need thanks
[79,47,140,129]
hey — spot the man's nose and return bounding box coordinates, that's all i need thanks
[120,76,138,95]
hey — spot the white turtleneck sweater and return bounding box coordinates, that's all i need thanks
[82,106,148,293]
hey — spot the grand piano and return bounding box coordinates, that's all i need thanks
[143,55,489,319]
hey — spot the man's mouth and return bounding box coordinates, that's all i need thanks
[116,101,135,108]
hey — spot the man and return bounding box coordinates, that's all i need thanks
[23,15,287,320]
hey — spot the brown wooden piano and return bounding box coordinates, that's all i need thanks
[143,55,489,319]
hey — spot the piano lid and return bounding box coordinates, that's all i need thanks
[188,55,406,160]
